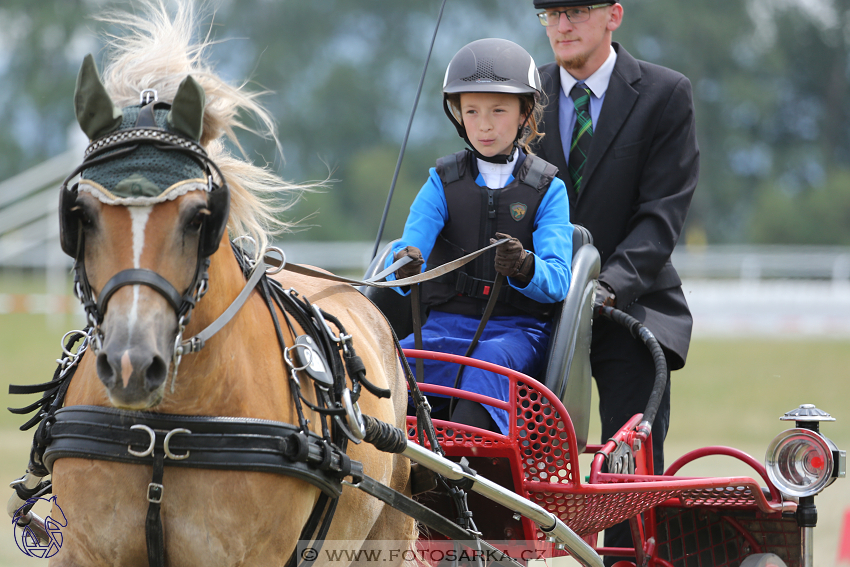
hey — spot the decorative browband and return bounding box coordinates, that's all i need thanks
[85,127,207,158]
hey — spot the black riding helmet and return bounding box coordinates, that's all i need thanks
[443,38,541,164]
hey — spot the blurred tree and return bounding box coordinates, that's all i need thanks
[750,168,850,244]
[0,1,93,177]
[614,0,850,244]
[208,0,545,242]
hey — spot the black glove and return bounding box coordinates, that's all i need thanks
[393,246,423,280]
[593,281,616,310]
[490,232,534,282]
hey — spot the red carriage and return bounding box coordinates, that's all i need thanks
[361,229,846,567]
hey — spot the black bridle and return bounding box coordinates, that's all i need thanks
[58,121,230,370]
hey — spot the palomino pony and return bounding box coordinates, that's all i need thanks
[44,3,416,565]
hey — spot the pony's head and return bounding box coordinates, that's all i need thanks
[62,54,227,409]
[60,1,308,409]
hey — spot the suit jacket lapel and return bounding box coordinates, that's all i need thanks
[537,63,576,207]
[581,44,640,201]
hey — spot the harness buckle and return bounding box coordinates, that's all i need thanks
[147,482,164,504]
[455,271,468,294]
[140,88,158,106]
[183,336,204,354]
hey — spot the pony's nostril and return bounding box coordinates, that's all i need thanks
[96,352,117,387]
[145,355,168,390]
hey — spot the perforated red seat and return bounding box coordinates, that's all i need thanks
[405,350,790,546]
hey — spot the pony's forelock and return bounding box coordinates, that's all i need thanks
[94,0,316,256]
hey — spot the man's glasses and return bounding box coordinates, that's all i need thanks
[537,4,612,26]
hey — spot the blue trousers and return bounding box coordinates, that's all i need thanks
[401,310,551,434]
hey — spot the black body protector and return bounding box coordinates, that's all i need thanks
[421,150,558,319]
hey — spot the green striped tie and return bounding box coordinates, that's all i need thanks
[569,83,593,192]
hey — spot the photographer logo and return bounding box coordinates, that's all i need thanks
[11,496,66,559]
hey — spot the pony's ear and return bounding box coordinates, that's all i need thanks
[74,54,123,140]
[167,75,205,141]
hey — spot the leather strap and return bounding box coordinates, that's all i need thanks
[353,475,472,541]
[410,284,425,384]
[181,260,267,353]
[97,268,184,314]
[286,492,337,567]
[365,255,412,283]
[145,454,166,567]
[273,239,509,288]
[42,406,361,498]
[467,274,504,355]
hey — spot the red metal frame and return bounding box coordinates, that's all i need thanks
[403,348,797,566]
[664,446,782,503]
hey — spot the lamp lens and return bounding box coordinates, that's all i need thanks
[766,429,833,498]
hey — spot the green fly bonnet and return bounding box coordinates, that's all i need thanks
[60,54,229,260]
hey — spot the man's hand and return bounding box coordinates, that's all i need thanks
[491,232,534,282]
[393,246,424,280]
[593,281,616,310]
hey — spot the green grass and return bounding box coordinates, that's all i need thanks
[1,308,848,566]
[0,269,75,295]
[670,338,850,447]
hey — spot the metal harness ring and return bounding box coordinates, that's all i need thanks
[284,343,314,372]
[342,389,366,441]
[163,428,191,460]
[60,330,89,358]
[264,246,286,275]
[128,424,156,457]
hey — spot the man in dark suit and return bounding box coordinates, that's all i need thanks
[530,1,699,563]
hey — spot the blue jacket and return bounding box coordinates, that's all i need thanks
[387,154,573,305]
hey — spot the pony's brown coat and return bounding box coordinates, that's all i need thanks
[54,227,416,566]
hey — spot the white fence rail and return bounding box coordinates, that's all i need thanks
[0,150,78,265]
[671,246,850,282]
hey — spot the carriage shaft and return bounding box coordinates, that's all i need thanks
[402,442,603,567]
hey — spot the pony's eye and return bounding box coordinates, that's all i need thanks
[187,208,209,232]
[71,205,94,227]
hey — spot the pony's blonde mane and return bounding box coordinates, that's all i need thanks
[95,0,313,255]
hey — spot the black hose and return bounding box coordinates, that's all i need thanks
[595,305,668,440]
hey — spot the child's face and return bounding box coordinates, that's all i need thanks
[459,92,524,158]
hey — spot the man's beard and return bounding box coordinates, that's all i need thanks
[557,52,590,70]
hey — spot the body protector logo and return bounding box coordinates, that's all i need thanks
[11,496,66,559]
[509,202,528,221]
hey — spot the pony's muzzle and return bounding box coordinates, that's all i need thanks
[96,347,169,408]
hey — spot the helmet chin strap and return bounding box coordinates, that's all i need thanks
[469,141,518,164]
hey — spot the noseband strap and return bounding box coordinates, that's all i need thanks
[98,269,184,315]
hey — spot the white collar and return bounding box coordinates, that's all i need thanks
[559,45,617,99]
[477,149,518,189]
